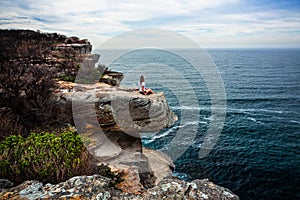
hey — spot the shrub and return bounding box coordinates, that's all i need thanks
[0,130,123,186]
[58,73,76,82]
[0,108,25,140]
[0,29,86,137]
[0,61,56,135]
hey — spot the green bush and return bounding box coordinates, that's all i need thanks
[0,130,122,186]
[58,73,76,82]
[0,131,82,183]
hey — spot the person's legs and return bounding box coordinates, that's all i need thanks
[145,89,154,94]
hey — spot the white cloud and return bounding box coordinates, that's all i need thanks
[0,0,299,47]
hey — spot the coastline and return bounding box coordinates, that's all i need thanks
[0,29,239,199]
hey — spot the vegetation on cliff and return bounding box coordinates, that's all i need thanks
[0,29,90,137]
[0,29,126,189]
[0,129,123,186]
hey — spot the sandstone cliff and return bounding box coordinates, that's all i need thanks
[54,81,178,192]
[55,81,177,154]
[0,29,240,199]
[41,56,239,199]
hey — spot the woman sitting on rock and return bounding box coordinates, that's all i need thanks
[139,75,154,95]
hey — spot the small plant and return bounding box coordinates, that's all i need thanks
[97,164,124,187]
[58,73,76,82]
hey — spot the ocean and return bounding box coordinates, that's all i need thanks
[97,48,300,200]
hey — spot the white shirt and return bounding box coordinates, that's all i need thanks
[139,81,146,92]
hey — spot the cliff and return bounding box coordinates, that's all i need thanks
[54,81,178,192]
[0,79,240,199]
[0,29,239,199]
[49,77,239,200]
[0,29,92,138]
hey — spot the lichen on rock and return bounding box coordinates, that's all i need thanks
[0,175,239,200]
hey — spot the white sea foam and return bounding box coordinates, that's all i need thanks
[290,120,300,124]
[143,121,201,144]
[228,108,290,115]
[171,106,201,110]
[247,117,256,122]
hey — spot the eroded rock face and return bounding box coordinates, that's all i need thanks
[0,175,239,200]
[51,81,239,199]
[67,83,178,132]
[100,71,124,86]
[55,82,178,190]
[56,82,177,160]
[142,148,175,185]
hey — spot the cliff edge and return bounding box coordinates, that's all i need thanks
[0,79,239,199]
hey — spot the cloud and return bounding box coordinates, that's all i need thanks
[0,0,299,47]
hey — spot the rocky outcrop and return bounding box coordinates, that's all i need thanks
[0,175,239,200]
[54,81,178,191]
[105,147,175,194]
[142,148,175,185]
[99,71,124,86]
[98,65,124,86]
[55,82,177,159]
[0,179,13,190]
[56,36,92,54]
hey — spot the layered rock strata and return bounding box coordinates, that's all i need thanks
[55,81,178,190]
[56,81,177,158]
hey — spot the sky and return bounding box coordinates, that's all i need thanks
[0,0,300,48]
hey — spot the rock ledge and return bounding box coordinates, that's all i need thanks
[0,175,239,200]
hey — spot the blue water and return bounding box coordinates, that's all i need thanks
[98,48,300,200]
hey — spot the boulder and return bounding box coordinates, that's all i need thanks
[0,179,14,191]
[145,177,240,200]
[100,70,124,86]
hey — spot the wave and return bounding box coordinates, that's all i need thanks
[227,97,300,102]
[171,106,298,116]
[290,120,300,124]
[227,108,298,115]
[173,172,192,181]
[142,125,178,144]
[247,117,256,122]
[171,106,201,110]
[142,121,201,144]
